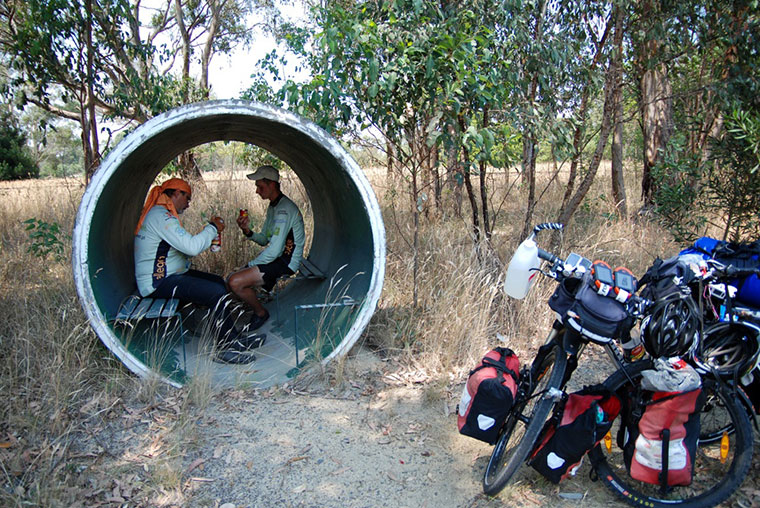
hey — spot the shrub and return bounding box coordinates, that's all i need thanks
[0,121,38,180]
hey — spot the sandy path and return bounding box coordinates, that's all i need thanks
[166,349,627,508]
[75,347,758,507]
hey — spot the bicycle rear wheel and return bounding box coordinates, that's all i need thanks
[482,341,567,495]
[590,361,753,508]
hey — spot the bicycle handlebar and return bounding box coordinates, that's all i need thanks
[533,222,564,236]
[711,264,760,280]
[537,247,559,265]
[527,225,651,318]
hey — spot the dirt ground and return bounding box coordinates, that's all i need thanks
[67,346,760,508]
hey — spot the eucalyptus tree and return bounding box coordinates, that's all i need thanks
[487,0,622,237]
[630,0,760,238]
[264,0,518,304]
[0,0,271,182]
[551,2,624,231]
[169,0,274,99]
[0,0,178,181]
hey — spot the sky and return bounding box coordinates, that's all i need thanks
[139,0,308,101]
[208,45,267,99]
[207,5,308,100]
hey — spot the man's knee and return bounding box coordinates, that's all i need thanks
[228,268,259,293]
[227,272,245,294]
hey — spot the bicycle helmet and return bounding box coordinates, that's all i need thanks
[641,292,699,358]
[696,321,760,378]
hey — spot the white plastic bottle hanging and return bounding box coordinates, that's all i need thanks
[504,235,540,299]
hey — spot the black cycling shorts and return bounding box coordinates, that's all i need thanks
[258,257,295,291]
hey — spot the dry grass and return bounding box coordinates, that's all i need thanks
[0,162,685,506]
[366,163,679,386]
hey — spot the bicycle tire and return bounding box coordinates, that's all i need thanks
[482,341,567,495]
[699,380,757,444]
[590,360,753,508]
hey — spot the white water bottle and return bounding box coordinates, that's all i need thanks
[504,235,541,299]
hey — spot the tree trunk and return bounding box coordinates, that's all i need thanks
[520,132,537,239]
[432,147,441,212]
[174,0,191,94]
[556,53,619,232]
[479,109,491,240]
[83,0,100,183]
[610,4,627,216]
[479,159,490,240]
[459,116,480,241]
[636,0,674,205]
[386,139,395,184]
[639,63,673,204]
[200,0,221,96]
[173,0,202,182]
[446,123,462,217]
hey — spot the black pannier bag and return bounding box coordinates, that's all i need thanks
[457,347,520,444]
[529,385,621,484]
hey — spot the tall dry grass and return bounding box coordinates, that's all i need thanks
[366,162,680,384]
[0,162,682,505]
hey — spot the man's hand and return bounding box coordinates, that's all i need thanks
[236,213,251,235]
[210,216,225,233]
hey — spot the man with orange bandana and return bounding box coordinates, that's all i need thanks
[134,178,260,364]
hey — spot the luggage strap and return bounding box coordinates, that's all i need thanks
[470,350,518,380]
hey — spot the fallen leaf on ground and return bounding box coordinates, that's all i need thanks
[283,456,308,466]
[185,458,206,475]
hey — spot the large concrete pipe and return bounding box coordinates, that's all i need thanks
[73,100,385,388]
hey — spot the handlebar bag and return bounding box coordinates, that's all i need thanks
[565,274,632,344]
[457,347,520,444]
[621,387,705,486]
[529,385,621,483]
[548,277,582,320]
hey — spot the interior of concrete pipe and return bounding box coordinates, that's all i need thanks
[73,100,385,388]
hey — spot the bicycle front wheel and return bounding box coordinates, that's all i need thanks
[482,341,567,495]
[590,361,753,508]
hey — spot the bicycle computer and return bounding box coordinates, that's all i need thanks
[565,253,582,267]
[613,267,637,294]
[592,261,614,294]
[564,253,592,276]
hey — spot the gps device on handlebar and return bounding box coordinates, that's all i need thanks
[613,267,637,302]
[592,261,615,295]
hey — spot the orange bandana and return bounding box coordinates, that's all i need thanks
[134,178,192,235]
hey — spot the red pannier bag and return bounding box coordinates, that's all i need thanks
[529,385,621,483]
[623,388,705,486]
[457,347,520,444]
